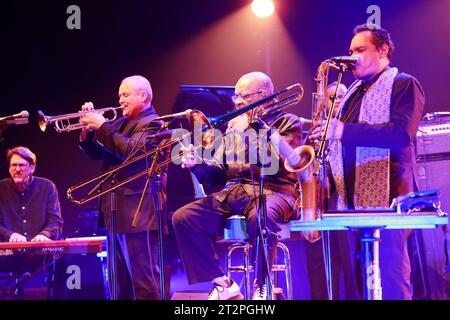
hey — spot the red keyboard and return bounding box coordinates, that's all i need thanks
[0,238,103,256]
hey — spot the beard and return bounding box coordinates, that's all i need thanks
[13,176,29,185]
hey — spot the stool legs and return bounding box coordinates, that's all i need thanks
[277,242,293,300]
[226,242,252,299]
[226,241,293,300]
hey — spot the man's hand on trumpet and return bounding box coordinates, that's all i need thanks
[79,102,107,141]
[309,118,344,146]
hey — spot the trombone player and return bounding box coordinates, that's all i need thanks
[78,75,168,300]
[172,71,302,300]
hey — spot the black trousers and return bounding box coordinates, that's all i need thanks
[305,231,360,300]
[112,230,161,300]
[172,184,294,285]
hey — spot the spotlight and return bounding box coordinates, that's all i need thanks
[251,0,275,18]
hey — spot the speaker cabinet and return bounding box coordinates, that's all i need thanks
[413,158,450,299]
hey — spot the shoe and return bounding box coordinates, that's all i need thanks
[252,282,267,300]
[207,280,244,300]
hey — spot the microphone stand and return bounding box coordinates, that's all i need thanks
[108,186,119,300]
[253,128,274,300]
[315,63,347,300]
[131,141,166,300]
[154,162,165,301]
[0,122,5,143]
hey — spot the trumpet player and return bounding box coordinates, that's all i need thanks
[78,75,168,300]
[309,24,425,300]
[172,71,302,300]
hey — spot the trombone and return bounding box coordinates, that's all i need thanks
[38,106,124,132]
[67,83,304,205]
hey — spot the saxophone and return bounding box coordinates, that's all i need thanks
[296,61,333,243]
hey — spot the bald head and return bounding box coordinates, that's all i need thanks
[119,75,154,119]
[235,72,274,98]
[121,75,153,104]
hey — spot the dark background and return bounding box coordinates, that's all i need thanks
[0,1,449,296]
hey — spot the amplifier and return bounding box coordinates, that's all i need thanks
[416,114,450,155]
[413,112,450,300]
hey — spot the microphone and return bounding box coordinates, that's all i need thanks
[147,128,183,140]
[0,110,29,121]
[155,109,193,121]
[331,54,363,66]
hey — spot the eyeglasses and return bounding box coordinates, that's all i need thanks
[232,90,264,103]
[329,95,345,101]
[10,163,29,169]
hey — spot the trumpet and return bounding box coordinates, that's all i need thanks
[37,106,124,132]
[66,83,305,205]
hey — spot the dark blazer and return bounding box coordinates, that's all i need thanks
[341,72,425,202]
[79,106,168,234]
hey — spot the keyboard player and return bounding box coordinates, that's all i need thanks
[0,146,63,276]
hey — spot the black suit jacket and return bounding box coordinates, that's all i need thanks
[79,107,169,234]
[340,72,425,203]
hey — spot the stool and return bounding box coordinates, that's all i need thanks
[224,215,293,300]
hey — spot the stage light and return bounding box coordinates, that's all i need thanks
[251,0,275,18]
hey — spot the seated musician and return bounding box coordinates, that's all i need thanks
[0,146,63,274]
[172,71,302,300]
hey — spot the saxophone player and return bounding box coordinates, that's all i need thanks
[309,24,425,300]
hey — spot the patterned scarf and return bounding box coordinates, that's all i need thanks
[328,67,398,210]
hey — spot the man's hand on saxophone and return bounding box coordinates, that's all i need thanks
[309,118,344,146]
